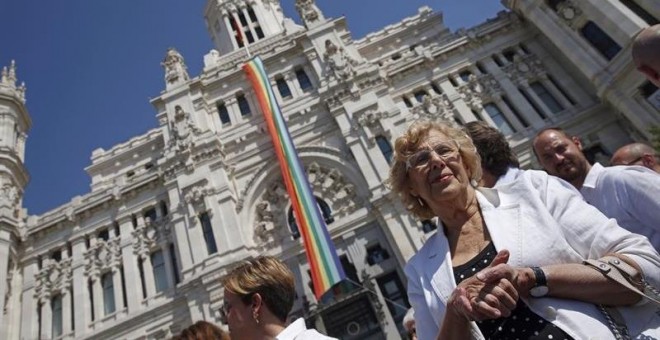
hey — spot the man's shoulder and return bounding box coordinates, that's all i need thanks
[597,165,659,185]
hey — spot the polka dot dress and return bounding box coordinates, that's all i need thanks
[452,243,574,340]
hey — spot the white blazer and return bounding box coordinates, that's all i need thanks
[405,170,660,340]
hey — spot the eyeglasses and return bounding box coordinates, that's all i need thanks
[406,142,459,171]
[622,156,644,166]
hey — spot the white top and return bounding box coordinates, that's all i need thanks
[493,167,523,188]
[405,170,660,340]
[276,318,337,340]
[580,163,660,250]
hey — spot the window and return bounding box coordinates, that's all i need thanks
[51,250,62,262]
[501,95,529,127]
[547,76,576,105]
[484,103,515,135]
[98,229,110,241]
[169,243,180,284]
[295,68,313,92]
[519,88,547,119]
[102,272,116,315]
[366,244,390,265]
[492,54,504,67]
[217,102,231,125]
[431,83,442,94]
[402,97,413,108]
[51,295,63,337]
[138,258,147,299]
[376,135,393,163]
[530,82,563,114]
[248,7,258,22]
[619,0,659,25]
[237,94,251,117]
[421,219,437,233]
[459,70,473,82]
[413,90,428,103]
[580,21,622,60]
[476,62,488,74]
[238,12,248,26]
[144,207,157,224]
[151,250,169,293]
[255,26,264,39]
[120,267,128,308]
[288,197,333,239]
[199,212,218,255]
[502,49,516,62]
[88,279,95,321]
[160,201,169,217]
[276,77,292,99]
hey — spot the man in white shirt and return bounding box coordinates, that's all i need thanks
[533,127,660,250]
[610,142,660,173]
[275,317,336,340]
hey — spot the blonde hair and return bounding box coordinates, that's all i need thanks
[388,120,482,219]
[223,256,295,322]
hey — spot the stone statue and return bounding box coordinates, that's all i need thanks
[295,0,325,26]
[168,106,199,151]
[323,40,357,81]
[161,48,189,85]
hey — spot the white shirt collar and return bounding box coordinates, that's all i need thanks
[582,162,603,189]
[276,318,307,340]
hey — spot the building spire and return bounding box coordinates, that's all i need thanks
[0,60,27,104]
[161,48,189,90]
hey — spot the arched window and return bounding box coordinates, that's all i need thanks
[288,197,333,239]
[376,136,393,163]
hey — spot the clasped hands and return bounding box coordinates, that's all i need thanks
[447,249,534,322]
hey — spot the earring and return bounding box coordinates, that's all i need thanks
[253,311,260,324]
[417,197,425,208]
[470,179,478,187]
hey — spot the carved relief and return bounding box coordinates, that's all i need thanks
[161,48,190,85]
[556,0,584,30]
[295,0,325,27]
[323,40,358,82]
[502,54,546,86]
[132,217,172,259]
[411,93,456,125]
[84,238,122,278]
[168,106,200,152]
[183,182,219,206]
[35,257,73,302]
[252,163,360,246]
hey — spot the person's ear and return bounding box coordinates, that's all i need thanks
[642,154,655,168]
[571,136,583,150]
[251,293,263,311]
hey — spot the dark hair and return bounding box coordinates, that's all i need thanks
[172,321,230,340]
[464,121,519,177]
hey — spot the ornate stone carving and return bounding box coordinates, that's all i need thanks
[0,182,20,209]
[556,0,584,29]
[35,257,73,302]
[84,238,122,278]
[161,48,189,86]
[295,0,325,27]
[183,183,219,205]
[0,60,27,103]
[168,106,201,152]
[354,109,384,129]
[502,54,546,86]
[323,40,358,82]
[132,217,171,259]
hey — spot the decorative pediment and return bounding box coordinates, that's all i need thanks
[84,238,122,278]
[35,257,73,302]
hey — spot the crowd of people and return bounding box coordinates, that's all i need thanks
[171,24,660,340]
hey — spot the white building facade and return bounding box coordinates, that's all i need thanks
[1,0,658,339]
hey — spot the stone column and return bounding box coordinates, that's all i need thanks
[112,268,125,313]
[71,236,90,337]
[142,253,156,298]
[493,96,526,132]
[438,79,479,123]
[40,297,52,340]
[62,289,73,335]
[519,82,553,119]
[19,258,39,339]
[119,215,142,313]
[92,275,104,321]
[540,77,573,110]
[0,234,10,332]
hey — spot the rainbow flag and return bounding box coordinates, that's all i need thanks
[243,56,346,299]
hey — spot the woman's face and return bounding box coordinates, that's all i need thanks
[224,291,255,339]
[406,129,470,206]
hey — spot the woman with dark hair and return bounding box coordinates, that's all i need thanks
[388,120,660,340]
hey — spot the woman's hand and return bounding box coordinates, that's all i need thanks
[447,250,520,321]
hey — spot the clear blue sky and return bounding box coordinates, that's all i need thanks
[0,1,505,215]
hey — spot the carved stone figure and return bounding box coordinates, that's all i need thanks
[323,40,357,82]
[169,106,200,152]
[161,48,190,85]
[295,0,325,26]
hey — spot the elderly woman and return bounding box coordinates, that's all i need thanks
[222,256,337,340]
[389,121,660,340]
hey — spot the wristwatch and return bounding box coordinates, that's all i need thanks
[529,266,549,297]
